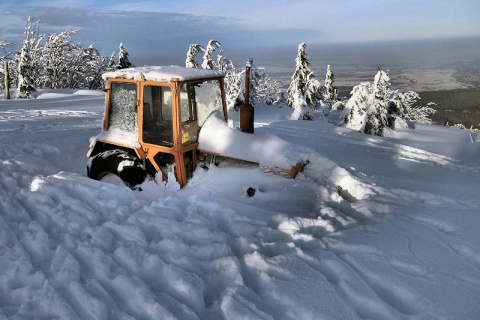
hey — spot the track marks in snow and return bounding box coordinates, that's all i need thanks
[448,242,480,271]
[297,248,397,319]
[0,109,100,121]
[309,238,446,319]
[20,173,292,319]
[13,174,210,319]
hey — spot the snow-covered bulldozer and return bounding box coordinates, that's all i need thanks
[87,66,307,188]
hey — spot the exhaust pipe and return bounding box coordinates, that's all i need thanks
[240,58,254,134]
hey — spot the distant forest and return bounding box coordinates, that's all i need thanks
[417,88,480,128]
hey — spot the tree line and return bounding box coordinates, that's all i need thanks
[0,18,131,98]
[185,39,283,112]
[1,18,441,136]
[190,41,438,136]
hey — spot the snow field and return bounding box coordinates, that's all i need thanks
[0,89,479,319]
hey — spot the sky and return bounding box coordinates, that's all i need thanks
[1,0,480,65]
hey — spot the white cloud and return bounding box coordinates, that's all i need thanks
[26,0,96,8]
[1,0,479,64]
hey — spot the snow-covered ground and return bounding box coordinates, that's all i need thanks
[1,89,479,319]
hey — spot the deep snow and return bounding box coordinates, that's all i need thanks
[0,89,479,319]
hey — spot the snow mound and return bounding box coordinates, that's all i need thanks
[199,111,310,168]
[89,128,140,151]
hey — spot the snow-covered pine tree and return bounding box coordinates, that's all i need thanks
[77,45,107,90]
[17,49,35,98]
[185,44,205,68]
[107,51,117,70]
[341,69,436,135]
[306,72,321,106]
[118,43,132,69]
[290,89,312,120]
[201,40,221,70]
[341,82,372,130]
[364,69,390,135]
[16,17,45,98]
[287,43,319,119]
[324,64,337,102]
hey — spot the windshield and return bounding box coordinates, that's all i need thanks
[194,79,224,126]
[180,79,224,145]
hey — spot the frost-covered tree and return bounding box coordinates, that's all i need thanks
[341,70,390,135]
[107,51,117,70]
[5,18,117,94]
[254,67,282,105]
[222,60,277,111]
[16,18,45,97]
[341,82,372,130]
[290,90,312,120]
[341,69,436,135]
[305,72,322,105]
[452,123,467,130]
[187,43,241,110]
[0,41,12,90]
[323,64,337,102]
[185,44,205,68]
[390,90,437,124]
[287,43,320,119]
[75,45,107,89]
[223,62,244,111]
[40,31,109,90]
[215,49,231,73]
[201,40,221,70]
[364,69,390,135]
[118,43,132,69]
[41,29,80,89]
[187,42,277,111]
[0,41,12,65]
[0,41,10,55]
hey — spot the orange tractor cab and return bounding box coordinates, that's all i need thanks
[87,66,307,189]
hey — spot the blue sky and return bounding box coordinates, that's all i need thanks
[1,0,479,64]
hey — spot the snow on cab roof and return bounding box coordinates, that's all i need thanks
[102,66,225,82]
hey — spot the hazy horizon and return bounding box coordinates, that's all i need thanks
[135,36,480,94]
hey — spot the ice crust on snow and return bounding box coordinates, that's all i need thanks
[102,65,225,82]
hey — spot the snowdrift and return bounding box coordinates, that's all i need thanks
[1,90,479,319]
[198,111,310,178]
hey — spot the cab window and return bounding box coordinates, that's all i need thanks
[109,82,137,133]
[142,85,173,147]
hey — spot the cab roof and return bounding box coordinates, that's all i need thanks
[102,66,225,83]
